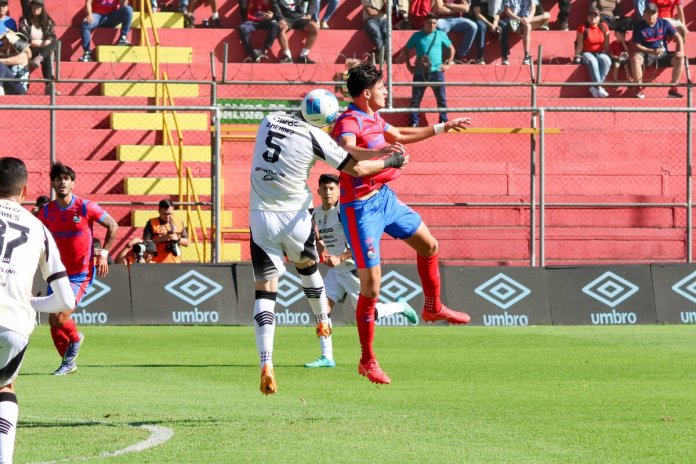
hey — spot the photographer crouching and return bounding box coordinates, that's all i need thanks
[143,199,189,263]
[115,238,157,265]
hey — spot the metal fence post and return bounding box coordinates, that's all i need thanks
[539,108,545,267]
[686,57,692,263]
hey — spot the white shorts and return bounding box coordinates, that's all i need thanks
[0,328,28,387]
[250,209,319,281]
[324,268,360,308]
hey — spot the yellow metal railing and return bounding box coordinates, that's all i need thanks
[135,2,210,262]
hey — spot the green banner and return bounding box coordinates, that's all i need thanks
[219,99,299,124]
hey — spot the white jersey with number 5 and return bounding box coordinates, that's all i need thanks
[250,113,351,211]
[0,199,67,338]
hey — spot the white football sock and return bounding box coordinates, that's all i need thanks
[0,393,18,464]
[253,298,275,369]
[319,318,333,360]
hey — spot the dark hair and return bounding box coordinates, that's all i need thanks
[35,195,50,207]
[318,173,339,186]
[425,13,438,21]
[28,3,52,31]
[158,199,174,210]
[0,157,28,197]
[49,161,75,181]
[346,62,383,98]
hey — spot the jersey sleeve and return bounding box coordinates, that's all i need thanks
[85,200,106,223]
[333,113,362,141]
[309,125,351,170]
[38,224,67,283]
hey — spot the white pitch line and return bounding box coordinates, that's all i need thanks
[29,422,174,464]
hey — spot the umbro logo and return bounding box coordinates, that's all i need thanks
[165,270,223,306]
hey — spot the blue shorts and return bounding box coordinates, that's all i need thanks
[47,270,94,307]
[340,185,422,269]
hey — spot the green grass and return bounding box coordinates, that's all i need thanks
[15,325,696,463]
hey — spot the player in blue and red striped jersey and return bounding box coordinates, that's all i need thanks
[332,62,471,385]
[39,162,118,375]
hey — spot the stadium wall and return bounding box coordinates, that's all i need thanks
[34,263,696,327]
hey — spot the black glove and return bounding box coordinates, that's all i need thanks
[383,152,405,169]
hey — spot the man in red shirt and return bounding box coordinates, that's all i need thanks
[79,0,133,62]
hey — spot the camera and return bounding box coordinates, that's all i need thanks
[132,242,147,262]
[165,241,181,257]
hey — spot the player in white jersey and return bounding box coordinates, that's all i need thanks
[0,157,75,463]
[250,110,408,395]
[305,174,418,368]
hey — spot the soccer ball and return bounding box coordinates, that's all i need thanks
[301,89,339,127]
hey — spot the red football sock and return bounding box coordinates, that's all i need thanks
[356,294,377,364]
[62,319,80,343]
[50,325,69,358]
[417,254,442,313]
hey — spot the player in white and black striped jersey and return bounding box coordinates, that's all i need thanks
[0,157,75,463]
[249,111,408,395]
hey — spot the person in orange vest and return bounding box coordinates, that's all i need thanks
[142,199,189,263]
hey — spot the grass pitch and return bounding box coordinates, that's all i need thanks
[15,325,696,463]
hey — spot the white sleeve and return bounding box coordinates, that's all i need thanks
[31,226,75,313]
[308,125,351,170]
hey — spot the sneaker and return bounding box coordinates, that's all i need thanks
[184,14,195,28]
[398,298,419,324]
[474,58,485,65]
[78,51,93,62]
[279,55,293,64]
[296,55,315,64]
[539,22,550,31]
[320,20,330,29]
[63,332,84,365]
[116,35,131,46]
[668,87,684,98]
[559,19,569,31]
[634,86,645,99]
[52,361,77,376]
[422,305,471,325]
[502,57,510,65]
[210,16,221,28]
[304,355,336,368]
[260,365,277,395]
[597,86,609,98]
[358,359,391,384]
[315,321,331,338]
[589,86,599,98]
[522,54,532,65]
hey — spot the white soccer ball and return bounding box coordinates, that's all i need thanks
[301,89,339,127]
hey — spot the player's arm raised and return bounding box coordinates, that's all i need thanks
[96,213,119,277]
[384,117,472,145]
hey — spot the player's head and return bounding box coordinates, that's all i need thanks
[49,161,75,199]
[32,194,50,216]
[158,199,174,222]
[347,62,387,110]
[0,157,28,201]
[317,173,340,209]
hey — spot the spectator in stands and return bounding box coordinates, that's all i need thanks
[309,0,339,29]
[79,0,133,62]
[239,0,279,62]
[361,0,388,62]
[185,0,221,28]
[394,0,411,29]
[653,0,687,42]
[471,0,504,64]
[534,1,568,30]
[630,2,684,98]
[573,5,611,98]
[433,0,480,64]
[0,1,18,34]
[400,13,454,126]
[501,0,550,65]
[273,0,319,63]
[19,0,58,95]
[609,28,632,84]
[0,30,30,95]
[142,199,189,263]
[115,238,157,265]
[595,0,633,31]
[633,0,645,16]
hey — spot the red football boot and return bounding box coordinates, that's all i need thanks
[422,305,471,325]
[358,359,391,384]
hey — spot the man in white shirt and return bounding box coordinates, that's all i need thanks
[0,157,75,463]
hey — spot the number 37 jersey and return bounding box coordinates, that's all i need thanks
[0,199,67,338]
[250,113,351,212]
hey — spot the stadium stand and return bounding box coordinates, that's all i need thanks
[6,0,695,264]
